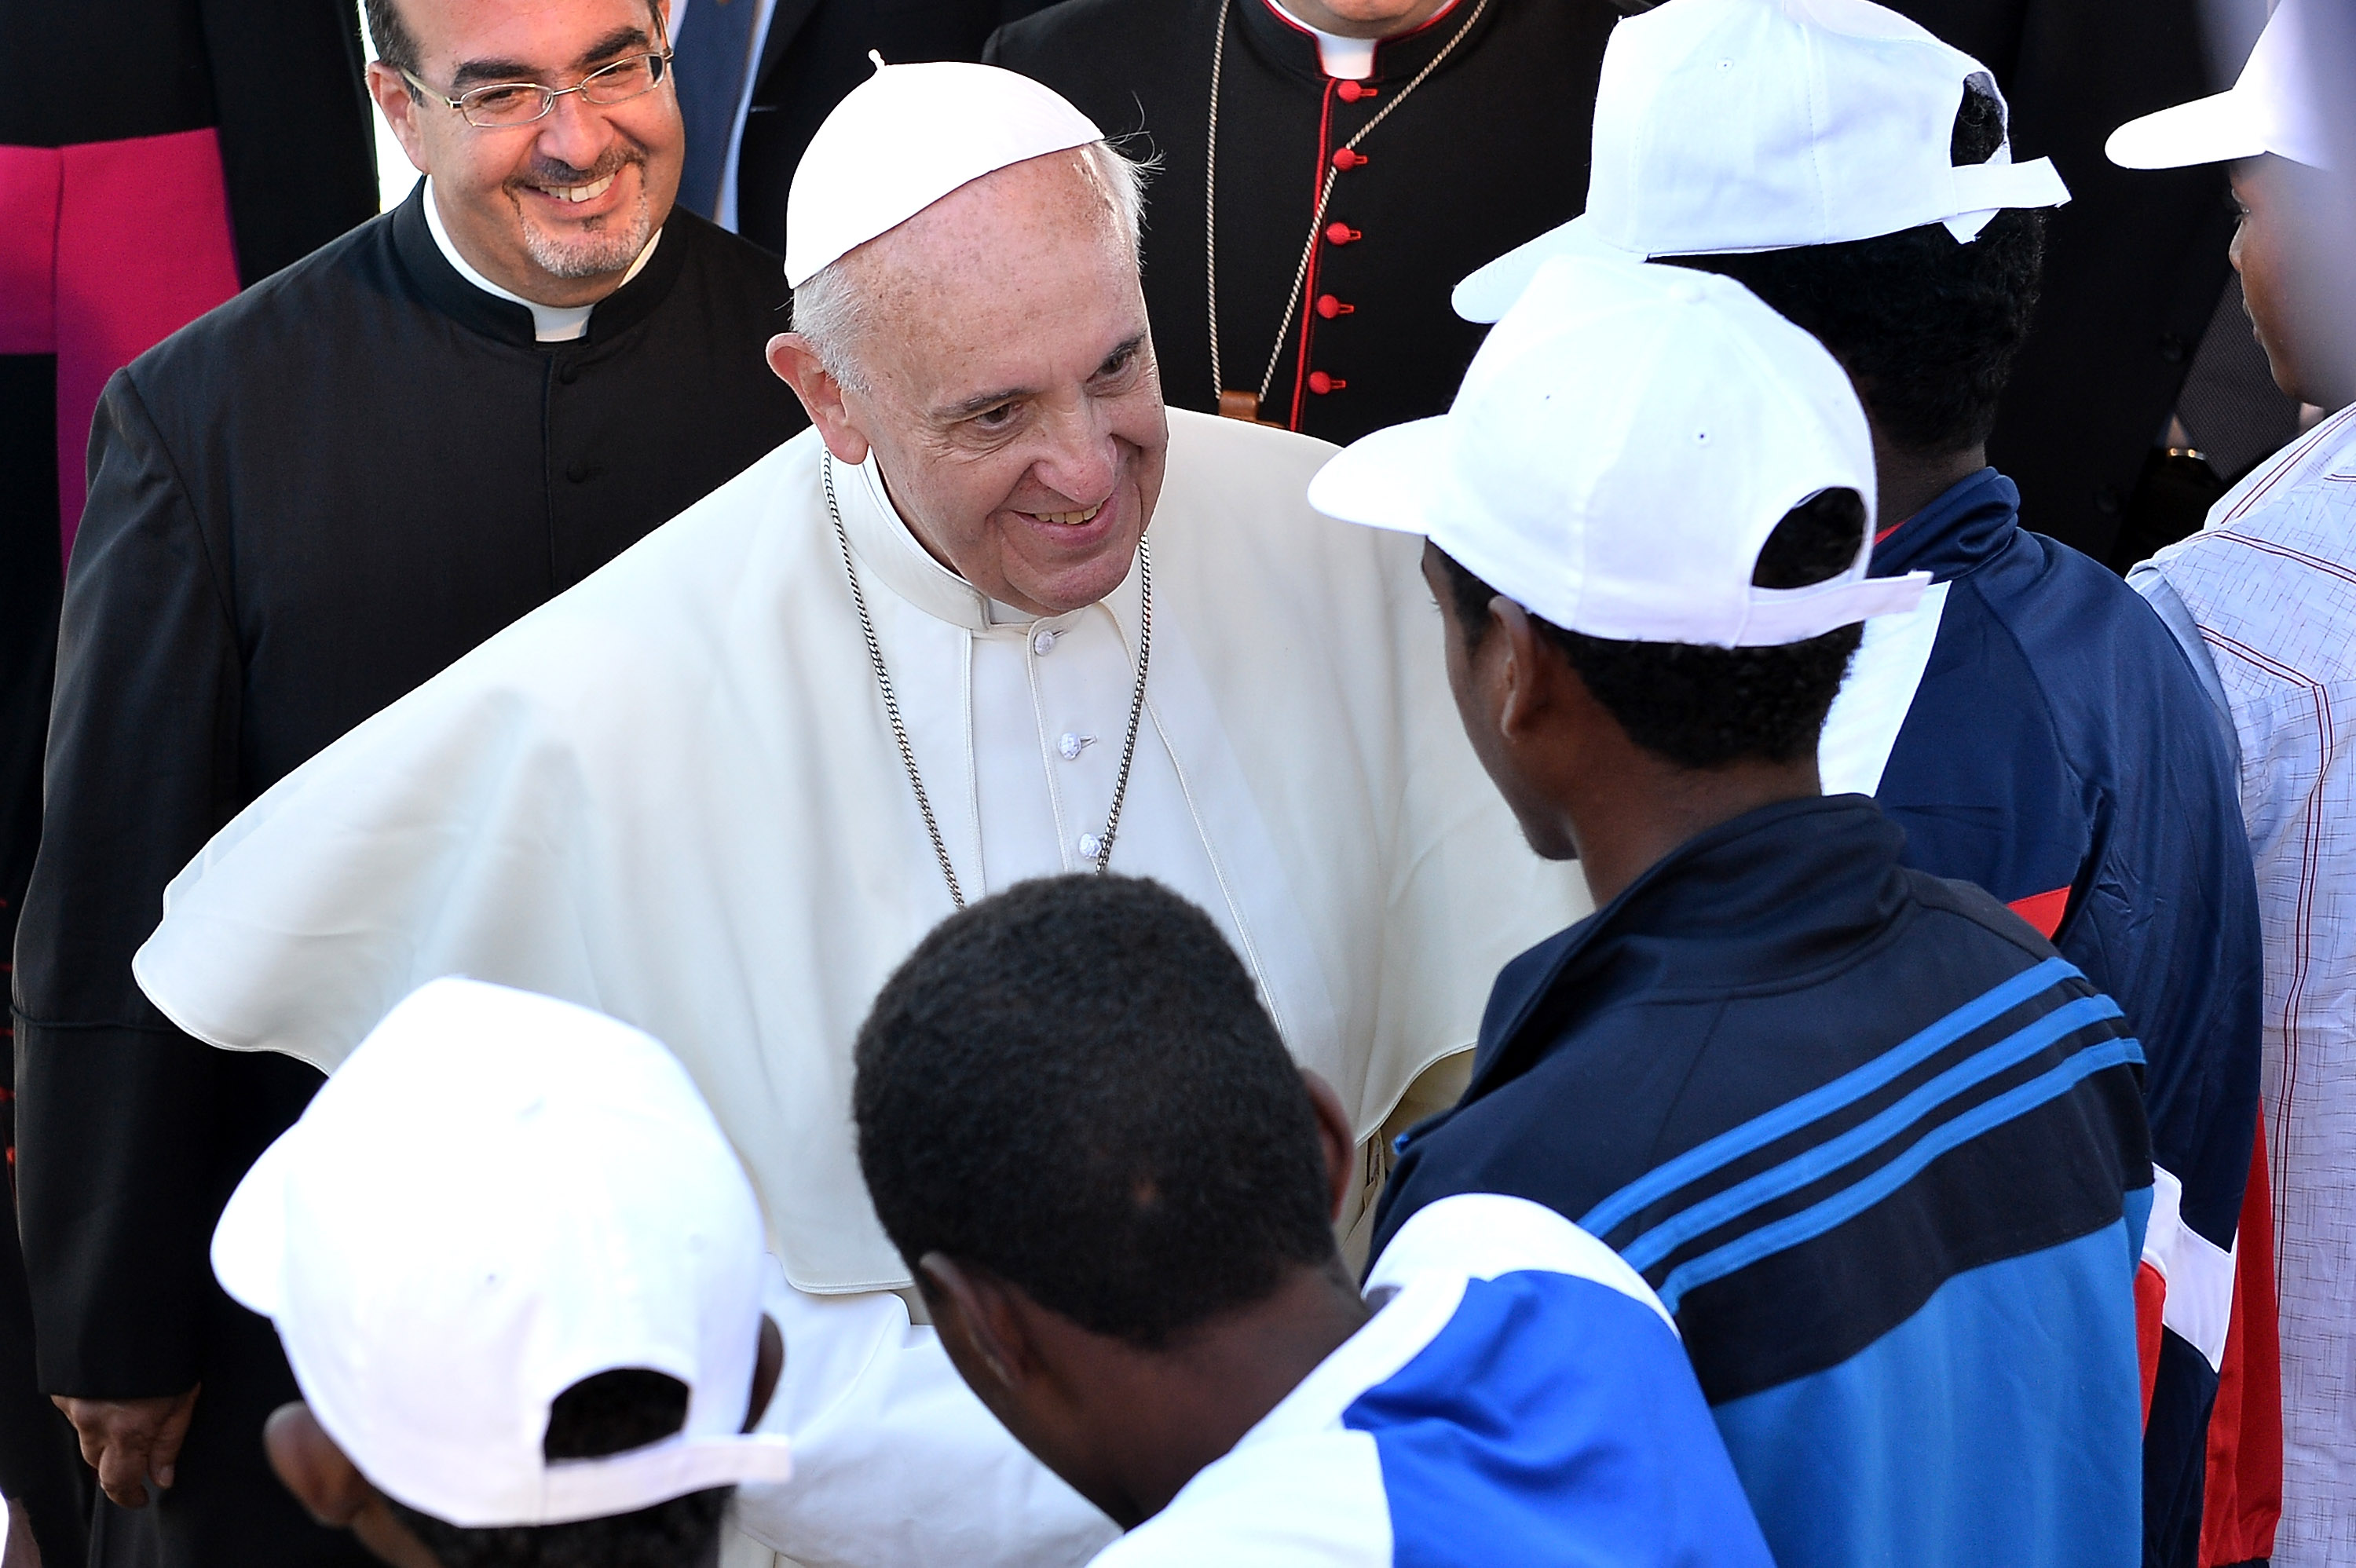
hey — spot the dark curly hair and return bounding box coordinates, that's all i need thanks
[1437,488,1868,770]
[854,875,1338,1347]
[1666,82,2044,455]
[386,1370,731,1568]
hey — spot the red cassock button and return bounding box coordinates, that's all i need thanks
[1315,294,1355,320]
[1330,148,1366,170]
[1335,79,1376,101]
[1325,222,1362,246]
[1308,371,1346,394]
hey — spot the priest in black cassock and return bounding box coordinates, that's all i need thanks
[9,0,802,1562]
[985,0,1618,444]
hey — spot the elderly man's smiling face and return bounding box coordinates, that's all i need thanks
[771,150,1169,617]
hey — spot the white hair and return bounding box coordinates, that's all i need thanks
[792,140,1151,390]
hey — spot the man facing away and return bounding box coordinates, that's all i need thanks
[1454,2,2265,1555]
[2115,4,2356,1560]
[852,872,1776,1566]
[210,978,797,1568]
[12,0,802,1561]
[125,60,1582,1568]
[1318,254,2155,1567]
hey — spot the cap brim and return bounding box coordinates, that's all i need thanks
[1306,417,1455,536]
[2107,88,2269,170]
[1452,215,1632,323]
[211,1131,297,1318]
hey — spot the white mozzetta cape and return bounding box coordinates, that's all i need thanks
[137,410,1587,1294]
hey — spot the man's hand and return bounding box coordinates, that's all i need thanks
[53,1387,201,1508]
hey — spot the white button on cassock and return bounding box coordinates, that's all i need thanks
[1077,833,1102,861]
[1032,628,1057,656]
[1058,733,1093,761]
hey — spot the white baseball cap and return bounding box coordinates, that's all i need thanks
[212,978,792,1529]
[1453,0,2072,323]
[783,60,1106,287]
[1310,257,1927,647]
[2106,0,2339,172]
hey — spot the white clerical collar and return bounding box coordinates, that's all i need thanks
[836,451,1116,636]
[422,177,662,342]
[1267,0,1461,80]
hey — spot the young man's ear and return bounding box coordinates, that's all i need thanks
[1301,1069,1355,1225]
[262,1405,441,1568]
[1487,597,1562,742]
[917,1255,1029,1395]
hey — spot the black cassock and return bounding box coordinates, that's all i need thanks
[12,188,803,1568]
[988,0,1617,445]
[0,11,375,1549]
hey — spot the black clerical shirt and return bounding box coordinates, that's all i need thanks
[13,187,802,1410]
[988,0,1616,444]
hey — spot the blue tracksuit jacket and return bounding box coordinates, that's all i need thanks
[1848,469,2264,1565]
[1370,795,2154,1568]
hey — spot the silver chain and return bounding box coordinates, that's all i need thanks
[825,452,1153,909]
[1205,0,1493,408]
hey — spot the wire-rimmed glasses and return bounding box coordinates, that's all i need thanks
[401,44,674,129]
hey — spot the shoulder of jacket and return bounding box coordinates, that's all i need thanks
[669,207,788,278]
[1903,869,2058,963]
[128,213,401,395]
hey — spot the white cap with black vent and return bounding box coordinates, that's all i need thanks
[1311,256,1926,647]
[212,978,793,1529]
[1452,0,2070,323]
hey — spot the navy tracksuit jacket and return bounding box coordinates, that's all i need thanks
[1370,795,2154,1568]
[1860,470,2265,1566]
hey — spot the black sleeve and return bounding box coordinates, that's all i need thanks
[12,370,244,1397]
[199,0,382,283]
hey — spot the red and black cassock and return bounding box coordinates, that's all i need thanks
[0,5,375,1562]
[988,0,1617,445]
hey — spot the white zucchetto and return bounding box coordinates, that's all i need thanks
[782,60,1107,287]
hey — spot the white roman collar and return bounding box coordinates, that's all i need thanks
[422,177,661,342]
[1267,0,1462,80]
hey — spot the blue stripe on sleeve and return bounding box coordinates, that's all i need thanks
[1654,1036,2144,1314]
[1579,956,2081,1241]
[1619,993,2124,1273]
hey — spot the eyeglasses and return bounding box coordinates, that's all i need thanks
[402,43,674,129]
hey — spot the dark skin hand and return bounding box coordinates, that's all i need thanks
[917,1071,1370,1530]
[54,1387,202,1508]
[1421,542,1821,905]
[265,1316,783,1567]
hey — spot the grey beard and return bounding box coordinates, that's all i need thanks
[519,185,655,280]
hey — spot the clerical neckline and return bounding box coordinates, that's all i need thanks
[421,177,663,343]
[1260,0,1464,79]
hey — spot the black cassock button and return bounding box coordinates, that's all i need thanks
[567,459,592,483]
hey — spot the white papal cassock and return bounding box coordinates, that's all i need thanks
[134,409,1588,1566]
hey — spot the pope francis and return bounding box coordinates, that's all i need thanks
[134,61,1585,1568]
